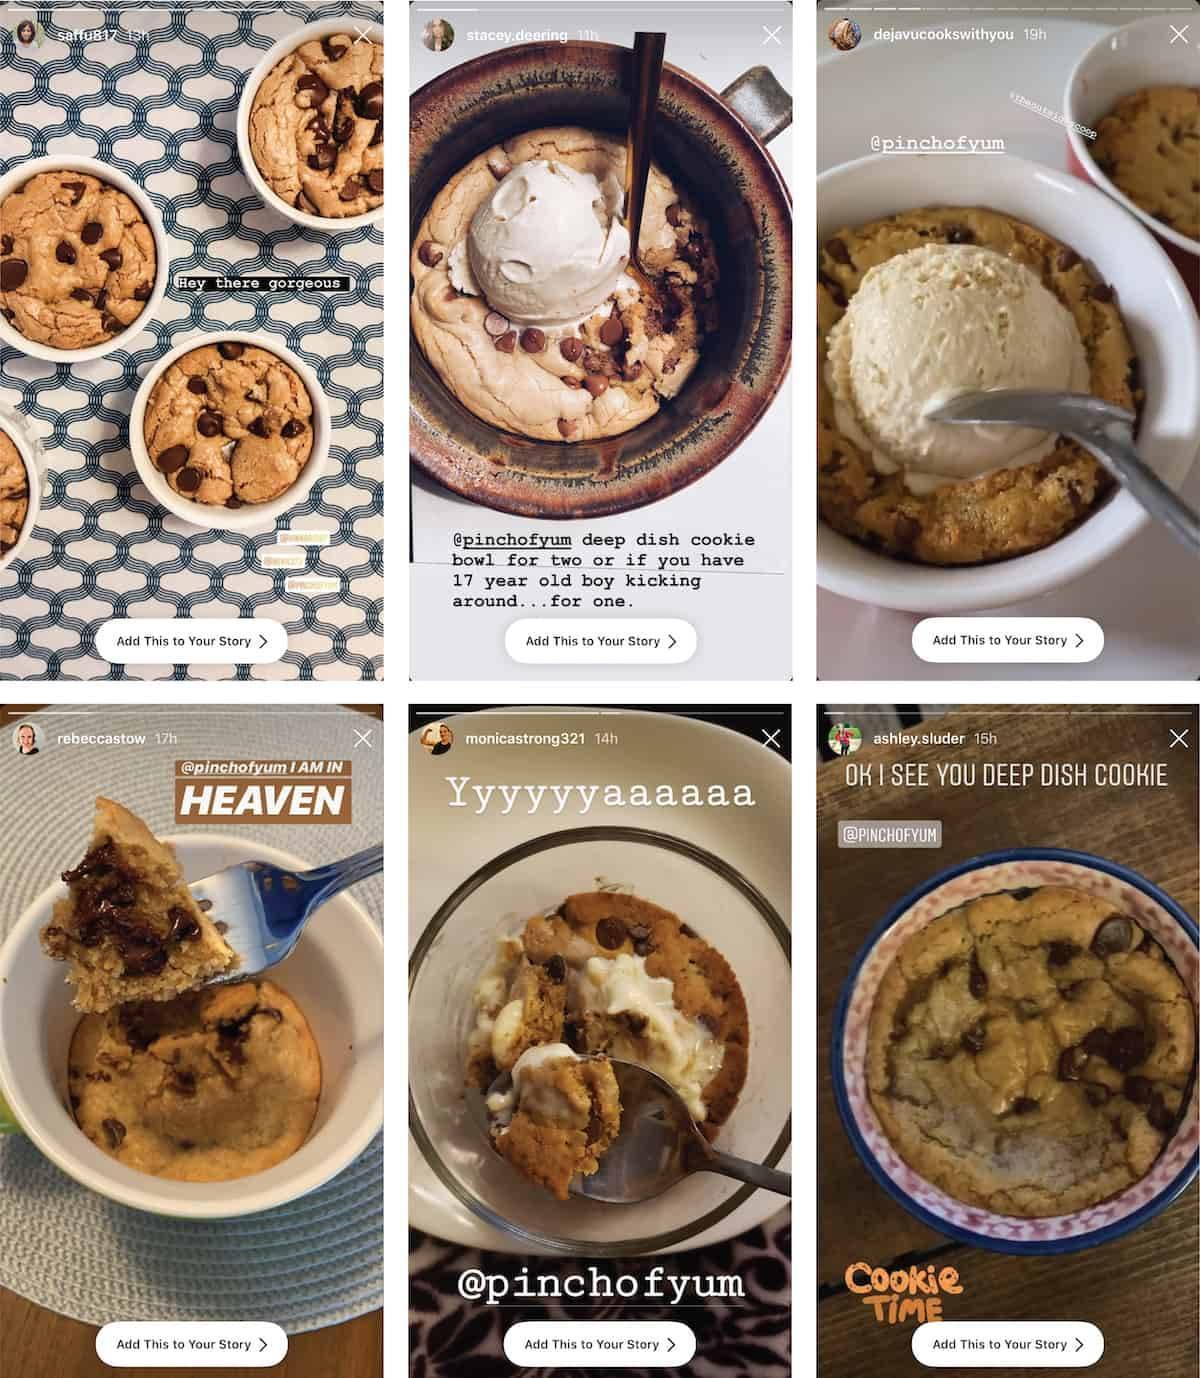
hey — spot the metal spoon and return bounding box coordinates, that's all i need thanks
[925,390,1200,557]
[472,1059,789,1203]
[623,32,667,295]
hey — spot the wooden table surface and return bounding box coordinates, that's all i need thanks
[817,706,1199,1377]
[0,1290,381,1378]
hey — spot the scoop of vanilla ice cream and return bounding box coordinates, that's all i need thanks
[826,243,1090,494]
[452,159,631,327]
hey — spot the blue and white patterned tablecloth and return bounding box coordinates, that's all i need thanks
[0,1,383,680]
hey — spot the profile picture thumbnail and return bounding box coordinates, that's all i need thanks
[828,722,862,756]
[828,18,861,52]
[15,19,45,48]
[420,722,454,756]
[423,18,455,52]
[13,721,40,755]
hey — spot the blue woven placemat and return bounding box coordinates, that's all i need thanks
[0,2,383,680]
[0,704,383,1332]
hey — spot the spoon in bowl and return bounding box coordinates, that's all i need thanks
[925,389,1200,556]
[623,32,667,298]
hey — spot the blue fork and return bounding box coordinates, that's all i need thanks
[188,845,383,982]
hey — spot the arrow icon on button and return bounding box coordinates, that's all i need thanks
[1075,634,1084,649]
[667,635,677,649]
[259,1339,268,1353]
[259,635,268,649]
[1075,1338,1083,1353]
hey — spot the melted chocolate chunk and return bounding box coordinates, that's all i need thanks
[102,1118,126,1148]
[595,917,625,950]
[545,954,566,984]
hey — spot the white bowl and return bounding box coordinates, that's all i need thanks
[817,152,1200,614]
[236,18,384,233]
[0,155,168,364]
[1066,16,1200,258]
[0,404,43,572]
[128,331,330,532]
[0,833,383,1219]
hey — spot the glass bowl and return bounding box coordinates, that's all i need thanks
[409,825,790,1255]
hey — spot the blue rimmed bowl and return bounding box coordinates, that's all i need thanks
[832,848,1198,1255]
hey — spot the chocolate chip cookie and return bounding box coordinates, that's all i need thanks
[0,170,156,350]
[143,343,314,507]
[69,979,321,1182]
[818,207,1142,564]
[249,33,383,218]
[867,886,1196,1216]
[1093,86,1200,242]
[0,429,29,557]
[411,127,718,443]
[40,797,237,1012]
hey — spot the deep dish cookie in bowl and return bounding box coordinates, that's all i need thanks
[816,153,1200,614]
[833,850,1198,1254]
[130,333,330,531]
[410,826,790,1254]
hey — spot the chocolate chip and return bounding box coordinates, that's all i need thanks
[168,906,201,941]
[961,1022,986,1054]
[225,497,242,510]
[156,445,189,474]
[56,240,77,265]
[559,336,583,363]
[1082,1028,1112,1058]
[1107,1026,1147,1072]
[196,410,223,438]
[623,1011,650,1036]
[176,467,202,495]
[584,374,609,398]
[1084,1083,1110,1107]
[101,313,121,335]
[1147,1095,1174,1132]
[0,259,28,291]
[102,1118,126,1149]
[0,235,11,254]
[1059,1046,1088,1081]
[557,417,578,439]
[629,924,651,942]
[1090,282,1114,303]
[1123,1075,1153,1104]
[81,221,103,246]
[172,1069,197,1097]
[281,418,305,438]
[248,417,268,438]
[187,376,207,394]
[595,917,625,950]
[563,1018,584,1051]
[968,953,988,998]
[633,939,651,956]
[321,35,348,60]
[1011,1097,1039,1115]
[99,247,123,270]
[367,168,383,194]
[218,342,244,360]
[418,241,443,268]
[622,360,643,383]
[818,272,847,309]
[825,236,851,265]
[894,513,921,550]
[121,940,167,976]
[665,203,684,228]
[520,328,546,354]
[599,316,625,347]
[132,282,152,301]
[333,117,355,144]
[1057,247,1080,272]
[945,225,974,244]
[295,73,329,107]
[1047,941,1079,967]
[308,145,337,171]
[487,155,511,180]
[369,121,383,148]
[1091,916,1133,957]
[545,954,566,984]
[356,82,383,120]
[680,923,698,940]
[494,331,516,353]
[70,288,91,302]
[339,179,360,202]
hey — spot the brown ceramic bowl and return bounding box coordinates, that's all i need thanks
[410,42,792,519]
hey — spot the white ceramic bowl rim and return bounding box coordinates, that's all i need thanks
[0,154,169,363]
[0,833,383,1219]
[1064,15,1200,256]
[235,18,384,232]
[0,406,42,570]
[409,824,791,1256]
[815,151,1200,614]
[833,849,1199,1255]
[127,330,330,532]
